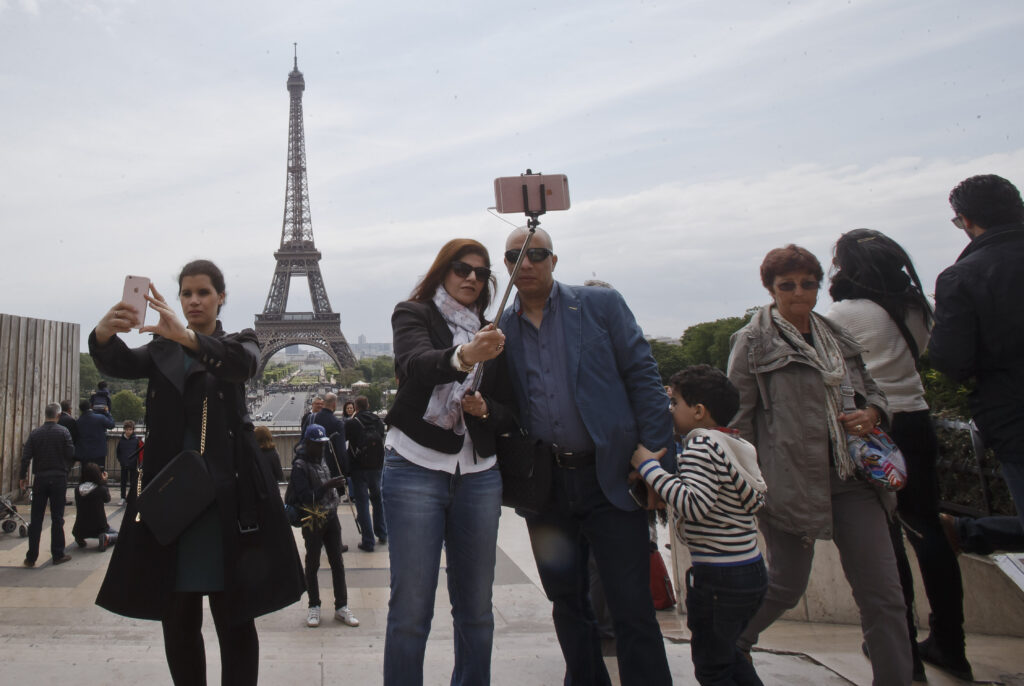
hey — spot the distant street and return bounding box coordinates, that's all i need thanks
[256,390,310,425]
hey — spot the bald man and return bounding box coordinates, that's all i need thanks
[499,226,674,685]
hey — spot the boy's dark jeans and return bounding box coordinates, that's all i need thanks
[686,559,767,686]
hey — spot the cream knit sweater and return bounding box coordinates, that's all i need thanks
[826,299,930,413]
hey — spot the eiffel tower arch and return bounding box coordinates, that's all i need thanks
[254,48,356,377]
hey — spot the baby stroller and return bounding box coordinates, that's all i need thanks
[1,495,29,538]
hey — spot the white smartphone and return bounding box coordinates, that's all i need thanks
[122,275,151,329]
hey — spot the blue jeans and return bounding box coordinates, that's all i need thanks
[381,448,502,686]
[525,464,672,686]
[686,560,767,686]
[26,474,67,563]
[351,469,386,548]
[957,458,1024,553]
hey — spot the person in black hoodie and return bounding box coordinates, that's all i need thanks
[345,395,387,552]
[290,423,358,629]
[73,462,117,551]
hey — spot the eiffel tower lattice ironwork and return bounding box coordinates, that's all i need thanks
[254,49,356,375]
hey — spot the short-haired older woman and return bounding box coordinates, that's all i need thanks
[727,245,912,685]
[382,238,518,685]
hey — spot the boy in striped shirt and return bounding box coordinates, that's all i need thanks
[632,364,768,685]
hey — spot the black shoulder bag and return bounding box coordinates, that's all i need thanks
[136,397,216,546]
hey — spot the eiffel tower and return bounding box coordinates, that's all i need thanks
[254,48,356,375]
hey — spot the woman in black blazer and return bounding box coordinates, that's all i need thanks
[382,238,517,686]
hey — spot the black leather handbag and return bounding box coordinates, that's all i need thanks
[136,397,216,546]
[496,428,551,514]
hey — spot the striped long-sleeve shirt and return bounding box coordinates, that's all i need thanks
[638,429,765,565]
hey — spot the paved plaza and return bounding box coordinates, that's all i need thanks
[1,496,1022,685]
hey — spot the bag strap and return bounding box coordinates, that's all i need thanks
[839,369,858,414]
[199,396,208,454]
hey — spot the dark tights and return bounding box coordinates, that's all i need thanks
[162,591,259,686]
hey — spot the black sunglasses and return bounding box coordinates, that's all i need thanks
[450,261,491,281]
[775,279,820,292]
[504,247,553,264]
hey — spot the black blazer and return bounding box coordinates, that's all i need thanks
[385,300,517,457]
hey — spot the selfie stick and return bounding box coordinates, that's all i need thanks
[468,173,547,392]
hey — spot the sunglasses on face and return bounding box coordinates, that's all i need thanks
[775,279,820,292]
[951,216,966,231]
[504,247,553,264]
[450,261,491,281]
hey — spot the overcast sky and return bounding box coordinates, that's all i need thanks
[2,0,1022,355]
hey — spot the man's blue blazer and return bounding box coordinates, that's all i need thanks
[500,283,674,511]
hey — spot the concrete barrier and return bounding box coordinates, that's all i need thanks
[668,525,1024,637]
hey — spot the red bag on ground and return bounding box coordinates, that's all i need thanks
[649,546,676,610]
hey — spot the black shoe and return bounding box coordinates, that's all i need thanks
[377,535,387,545]
[23,558,35,568]
[357,542,374,552]
[917,637,973,682]
[75,538,87,548]
[340,545,349,553]
[52,554,72,565]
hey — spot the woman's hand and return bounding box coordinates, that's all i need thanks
[630,443,667,470]
[461,391,489,418]
[839,407,880,438]
[460,324,506,366]
[139,284,196,349]
[95,300,142,344]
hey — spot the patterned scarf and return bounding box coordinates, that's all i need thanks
[770,306,856,479]
[422,286,481,434]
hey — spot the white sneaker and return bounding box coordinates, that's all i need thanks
[306,605,321,627]
[118,499,126,506]
[334,605,359,627]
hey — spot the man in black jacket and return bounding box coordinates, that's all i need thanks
[19,403,75,567]
[58,400,78,445]
[75,399,115,468]
[345,395,387,551]
[930,176,1024,553]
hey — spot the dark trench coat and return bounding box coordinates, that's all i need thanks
[88,323,304,623]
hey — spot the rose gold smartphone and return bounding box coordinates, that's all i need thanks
[494,173,570,214]
[122,275,150,329]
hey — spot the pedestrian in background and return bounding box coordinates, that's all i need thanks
[19,402,75,567]
[116,419,143,505]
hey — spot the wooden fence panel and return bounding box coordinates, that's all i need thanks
[0,313,79,497]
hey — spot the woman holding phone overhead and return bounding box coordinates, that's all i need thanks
[89,260,304,686]
[381,238,518,686]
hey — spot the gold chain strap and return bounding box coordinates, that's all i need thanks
[135,396,208,523]
[200,396,208,455]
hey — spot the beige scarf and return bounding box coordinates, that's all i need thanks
[770,307,856,479]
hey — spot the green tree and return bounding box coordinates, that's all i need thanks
[80,353,100,400]
[111,389,145,422]
[678,312,755,371]
[648,340,688,384]
[336,367,364,387]
[371,356,395,382]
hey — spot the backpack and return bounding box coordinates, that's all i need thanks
[284,458,312,528]
[351,413,386,470]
